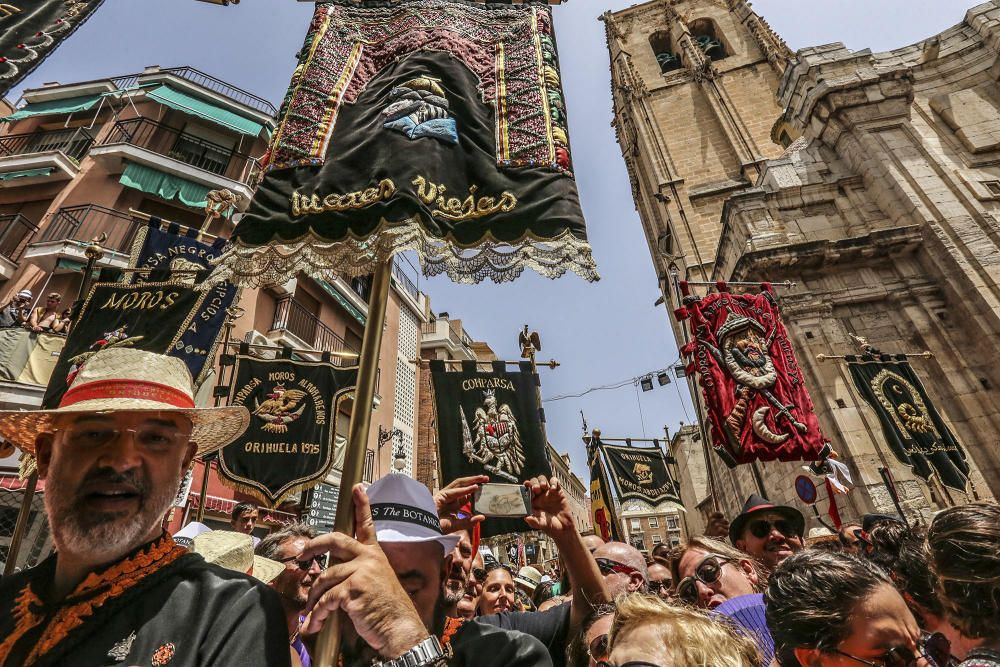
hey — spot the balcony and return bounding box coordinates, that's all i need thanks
[270,296,360,358]
[420,319,476,360]
[22,204,142,271]
[0,214,38,279]
[89,117,261,209]
[111,66,278,118]
[0,128,96,185]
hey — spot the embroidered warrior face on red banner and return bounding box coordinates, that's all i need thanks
[679,287,827,464]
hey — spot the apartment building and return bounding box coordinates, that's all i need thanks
[620,501,685,554]
[0,65,429,558]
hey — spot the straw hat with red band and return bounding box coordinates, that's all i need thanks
[0,347,250,458]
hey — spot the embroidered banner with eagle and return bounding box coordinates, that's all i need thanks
[219,354,358,506]
[675,284,828,465]
[430,359,550,537]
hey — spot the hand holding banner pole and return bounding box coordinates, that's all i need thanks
[313,259,393,667]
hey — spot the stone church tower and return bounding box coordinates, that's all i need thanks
[605,0,999,531]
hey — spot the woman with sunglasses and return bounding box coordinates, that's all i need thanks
[926,503,1000,667]
[766,550,947,667]
[600,593,761,667]
[671,536,764,610]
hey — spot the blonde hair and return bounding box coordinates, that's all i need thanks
[669,535,767,590]
[609,593,762,667]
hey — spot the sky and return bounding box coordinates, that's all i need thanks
[12,0,970,482]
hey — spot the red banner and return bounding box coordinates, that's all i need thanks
[676,284,827,464]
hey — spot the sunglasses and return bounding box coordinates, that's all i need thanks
[588,634,609,662]
[748,518,798,539]
[676,554,731,605]
[648,580,671,595]
[278,553,327,571]
[831,633,950,667]
[595,558,639,577]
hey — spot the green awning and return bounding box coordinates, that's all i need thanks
[0,167,53,181]
[119,161,210,210]
[2,94,103,121]
[146,85,268,137]
[318,280,367,326]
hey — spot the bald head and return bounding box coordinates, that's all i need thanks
[581,533,606,555]
[594,541,648,597]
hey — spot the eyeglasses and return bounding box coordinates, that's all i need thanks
[595,558,639,577]
[588,634,609,662]
[55,425,190,451]
[648,580,671,595]
[831,633,949,667]
[748,518,798,539]
[676,553,732,605]
[278,554,327,571]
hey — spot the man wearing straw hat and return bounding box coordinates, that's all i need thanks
[0,347,291,667]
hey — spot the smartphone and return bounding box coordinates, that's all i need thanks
[473,482,531,518]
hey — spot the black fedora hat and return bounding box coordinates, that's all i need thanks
[728,494,805,545]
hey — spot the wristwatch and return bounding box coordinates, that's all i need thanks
[373,636,448,667]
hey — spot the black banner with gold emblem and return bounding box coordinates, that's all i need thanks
[847,354,969,491]
[219,355,358,507]
[588,444,623,543]
[430,359,550,537]
[42,278,208,408]
[599,442,682,507]
[0,0,108,99]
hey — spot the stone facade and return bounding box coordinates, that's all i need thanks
[606,0,998,528]
[547,445,592,533]
[621,501,686,554]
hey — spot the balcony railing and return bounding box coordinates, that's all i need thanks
[42,204,142,255]
[111,66,277,117]
[272,296,360,358]
[0,214,38,263]
[0,127,96,162]
[421,319,474,351]
[101,117,262,186]
[391,258,419,301]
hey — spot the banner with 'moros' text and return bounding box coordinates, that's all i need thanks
[43,278,207,408]
[599,442,683,508]
[0,0,108,99]
[126,218,238,385]
[218,354,357,507]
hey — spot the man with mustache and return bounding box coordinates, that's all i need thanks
[0,348,290,667]
[256,524,323,667]
[729,494,804,571]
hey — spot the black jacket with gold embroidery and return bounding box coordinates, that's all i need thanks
[0,538,291,667]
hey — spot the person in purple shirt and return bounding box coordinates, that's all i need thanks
[256,523,324,667]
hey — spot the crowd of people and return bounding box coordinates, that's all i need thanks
[0,290,71,334]
[0,346,997,667]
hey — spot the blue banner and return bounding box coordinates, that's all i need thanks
[127,218,238,383]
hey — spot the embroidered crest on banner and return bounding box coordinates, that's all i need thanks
[252,383,308,434]
[462,389,524,482]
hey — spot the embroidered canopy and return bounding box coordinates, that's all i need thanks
[214,0,598,286]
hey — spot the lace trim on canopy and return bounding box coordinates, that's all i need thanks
[208,221,599,288]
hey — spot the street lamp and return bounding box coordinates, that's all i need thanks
[393,444,407,472]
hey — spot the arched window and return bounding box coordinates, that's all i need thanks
[689,18,729,61]
[649,31,681,74]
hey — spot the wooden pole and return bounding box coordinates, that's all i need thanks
[3,474,37,575]
[313,259,393,667]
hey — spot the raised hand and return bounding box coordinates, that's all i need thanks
[434,474,488,534]
[524,476,574,538]
[300,484,428,658]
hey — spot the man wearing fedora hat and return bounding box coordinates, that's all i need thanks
[729,494,805,571]
[301,474,553,666]
[0,348,291,666]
